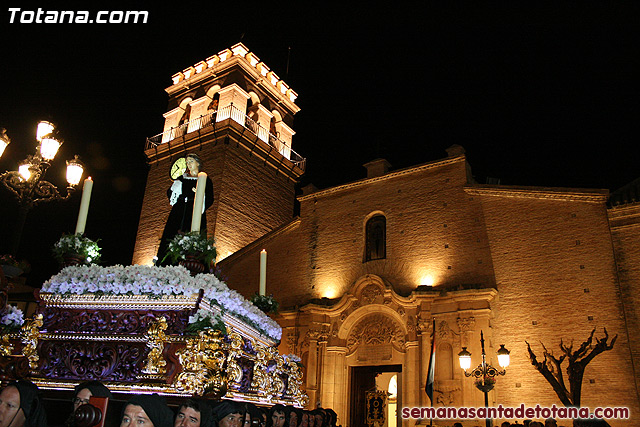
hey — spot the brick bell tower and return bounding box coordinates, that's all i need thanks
[132,43,304,265]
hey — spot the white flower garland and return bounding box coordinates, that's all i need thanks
[42,264,282,340]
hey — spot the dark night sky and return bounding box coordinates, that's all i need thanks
[1,3,638,286]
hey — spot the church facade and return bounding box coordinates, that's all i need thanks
[133,43,640,426]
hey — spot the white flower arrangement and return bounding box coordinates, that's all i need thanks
[1,304,24,332]
[187,308,226,334]
[41,264,282,341]
[163,232,216,266]
[52,233,101,265]
[188,308,212,324]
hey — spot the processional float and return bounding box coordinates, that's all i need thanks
[0,264,307,407]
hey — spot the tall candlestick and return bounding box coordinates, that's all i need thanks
[259,249,267,296]
[75,177,93,234]
[191,172,207,232]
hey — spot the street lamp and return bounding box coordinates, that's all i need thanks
[0,121,84,254]
[458,331,510,427]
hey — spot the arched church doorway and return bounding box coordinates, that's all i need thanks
[349,364,401,427]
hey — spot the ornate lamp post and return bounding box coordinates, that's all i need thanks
[0,121,84,254]
[458,331,510,427]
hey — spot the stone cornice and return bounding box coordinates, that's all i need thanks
[608,202,640,217]
[608,202,640,229]
[297,155,466,202]
[166,43,300,114]
[464,185,609,204]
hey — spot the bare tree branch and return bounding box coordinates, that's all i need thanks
[526,340,572,406]
[581,328,617,367]
[527,328,617,427]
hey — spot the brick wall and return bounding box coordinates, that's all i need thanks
[214,144,295,259]
[219,155,499,307]
[477,189,639,419]
[609,203,640,403]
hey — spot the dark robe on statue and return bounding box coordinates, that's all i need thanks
[157,174,214,264]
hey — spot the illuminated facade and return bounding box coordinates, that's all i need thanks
[134,44,640,426]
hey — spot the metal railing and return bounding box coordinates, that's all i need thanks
[146,106,306,171]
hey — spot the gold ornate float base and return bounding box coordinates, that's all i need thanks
[1,293,307,407]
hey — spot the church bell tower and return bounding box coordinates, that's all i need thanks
[133,43,304,265]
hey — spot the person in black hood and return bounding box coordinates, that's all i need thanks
[0,380,47,427]
[211,401,244,427]
[72,381,113,412]
[64,380,114,427]
[284,407,302,427]
[120,394,173,427]
[174,399,213,427]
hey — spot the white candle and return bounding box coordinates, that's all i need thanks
[75,177,93,234]
[259,249,267,296]
[191,172,207,232]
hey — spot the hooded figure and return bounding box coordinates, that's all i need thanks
[243,403,261,427]
[191,400,213,427]
[267,405,286,427]
[285,407,303,427]
[4,380,47,427]
[65,381,114,427]
[174,399,213,427]
[121,394,173,427]
[212,401,244,427]
[72,381,113,411]
[73,381,112,400]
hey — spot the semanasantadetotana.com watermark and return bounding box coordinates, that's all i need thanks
[7,8,148,24]
[401,404,630,421]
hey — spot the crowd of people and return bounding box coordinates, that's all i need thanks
[3,379,609,427]
[0,379,340,427]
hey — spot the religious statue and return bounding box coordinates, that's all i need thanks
[157,153,214,264]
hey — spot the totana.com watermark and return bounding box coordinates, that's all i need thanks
[8,8,148,23]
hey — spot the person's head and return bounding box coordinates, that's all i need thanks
[243,403,261,427]
[298,412,308,427]
[310,410,324,427]
[323,409,336,427]
[185,154,203,176]
[212,401,244,427]
[452,423,463,427]
[0,380,47,427]
[257,407,267,427]
[121,394,173,427]
[174,399,213,427]
[268,405,286,427]
[0,384,23,427]
[72,381,112,412]
[285,407,302,427]
[544,419,557,427]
